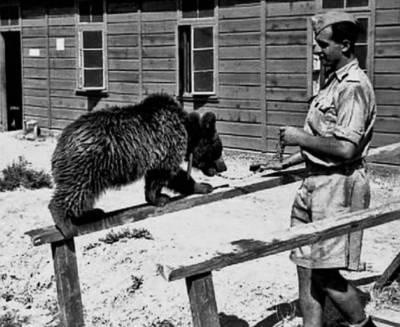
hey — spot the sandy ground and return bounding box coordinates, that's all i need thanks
[0,131,400,327]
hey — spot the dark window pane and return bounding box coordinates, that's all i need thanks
[347,0,368,7]
[84,50,103,68]
[84,69,103,87]
[79,2,91,22]
[194,71,213,92]
[9,6,18,25]
[322,0,344,8]
[91,1,103,22]
[355,45,367,69]
[194,27,213,48]
[199,0,214,17]
[357,18,368,43]
[0,11,8,26]
[182,0,196,18]
[194,49,213,70]
[83,31,102,48]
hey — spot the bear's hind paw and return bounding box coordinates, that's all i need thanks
[193,182,213,194]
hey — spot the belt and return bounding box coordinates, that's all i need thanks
[305,159,366,176]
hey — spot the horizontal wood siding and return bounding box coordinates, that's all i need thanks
[106,0,141,106]
[265,1,314,149]
[373,1,400,153]
[141,0,176,97]
[218,2,262,150]
[21,2,50,127]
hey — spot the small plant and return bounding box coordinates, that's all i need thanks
[99,228,153,244]
[150,319,175,327]
[126,275,144,294]
[0,156,52,192]
[367,281,400,313]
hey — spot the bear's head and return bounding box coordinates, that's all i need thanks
[185,111,227,177]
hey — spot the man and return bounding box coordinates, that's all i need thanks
[263,11,377,327]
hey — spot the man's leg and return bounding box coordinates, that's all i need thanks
[297,266,325,327]
[312,269,370,325]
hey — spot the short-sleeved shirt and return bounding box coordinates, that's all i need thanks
[302,59,376,167]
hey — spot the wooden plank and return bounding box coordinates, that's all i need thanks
[142,46,175,58]
[266,1,315,17]
[219,85,261,99]
[218,98,261,110]
[141,34,175,47]
[266,59,307,73]
[374,74,400,89]
[25,169,303,246]
[375,42,400,58]
[266,45,307,59]
[375,117,400,134]
[221,134,263,151]
[267,101,308,113]
[219,60,260,73]
[374,252,400,291]
[220,72,260,86]
[109,59,140,71]
[142,71,175,83]
[376,1,400,9]
[266,17,307,31]
[48,26,75,37]
[217,121,262,137]
[220,46,260,59]
[186,272,221,327]
[209,108,261,123]
[219,18,260,33]
[376,27,400,42]
[266,87,308,102]
[266,73,307,88]
[108,47,139,59]
[108,22,139,35]
[109,71,140,83]
[219,33,261,47]
[376,9,400,26]
[51,239,84,327]
[219,6,260,20]
[158,201,400,282]
[142,21,176,34]
[375,58,400,73]
[376,89,400,105]
[109,82,140,94]
[142,58,175,70]
[108,35,139,47]
[266,31,307,45]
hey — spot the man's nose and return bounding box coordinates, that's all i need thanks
[313,43,322,54]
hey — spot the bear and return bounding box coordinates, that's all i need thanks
[49,93,227,238]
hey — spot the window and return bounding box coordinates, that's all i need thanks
[0,6,19,26]
[76,0,106,91]
[322,0,369,9]
[178,0,216,96]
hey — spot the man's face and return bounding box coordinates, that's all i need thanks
[314,26,343,71]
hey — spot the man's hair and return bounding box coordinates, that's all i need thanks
[331,21,360,53]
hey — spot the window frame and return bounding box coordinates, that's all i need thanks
[177,0,218,97]
[75,0,108,92]
[0,3,21,31]
[308,1,375,97]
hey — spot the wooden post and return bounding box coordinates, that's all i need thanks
[185,272,220,327]
[51,238,84,327]
[374,251,400,291]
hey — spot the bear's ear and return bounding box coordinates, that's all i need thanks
[200,112,217,136]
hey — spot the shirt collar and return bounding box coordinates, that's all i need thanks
[334,58,359,82]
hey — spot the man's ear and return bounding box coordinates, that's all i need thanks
[341,39,351,53]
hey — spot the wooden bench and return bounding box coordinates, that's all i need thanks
[157,201,400,327]
[24,142,400,327]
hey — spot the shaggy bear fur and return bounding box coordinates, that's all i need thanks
[49,93,226,238]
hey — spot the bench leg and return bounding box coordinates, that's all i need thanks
[185,272,221,327]
[51,238,84,327]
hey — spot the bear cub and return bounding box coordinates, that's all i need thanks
[49,93,227,238]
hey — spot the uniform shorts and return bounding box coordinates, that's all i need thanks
[290,165,370,269]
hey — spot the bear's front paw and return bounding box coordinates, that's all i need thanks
[193,182,213,194]
[153,194,171,207]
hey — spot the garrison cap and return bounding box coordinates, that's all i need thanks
[311,11,358,35]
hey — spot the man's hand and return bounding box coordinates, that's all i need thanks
[249,159,284,172]
[280,126,307,146]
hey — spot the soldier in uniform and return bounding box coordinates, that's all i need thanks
[263,11,377,327]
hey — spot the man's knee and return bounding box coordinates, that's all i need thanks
[311,268,348,292]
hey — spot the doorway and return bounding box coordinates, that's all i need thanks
[0,31,22,131]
